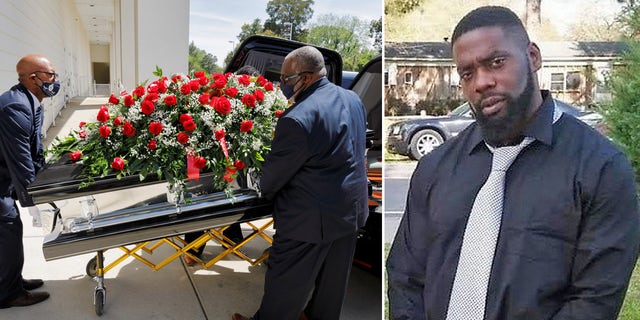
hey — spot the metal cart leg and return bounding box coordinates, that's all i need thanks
[94,250,107,316]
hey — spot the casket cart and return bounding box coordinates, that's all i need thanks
[27,160,273,315]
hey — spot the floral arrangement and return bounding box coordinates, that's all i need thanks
[47,67,289,196]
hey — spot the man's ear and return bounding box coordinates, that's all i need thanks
[528,42,542,72]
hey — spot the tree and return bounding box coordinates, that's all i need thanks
[567,6,623,41]
[617,0,640,39]
[306,14,377,71]
[604,42,640,179]
[188,42,221,74]
[238,18,265,44]
[385,0,424,16]
[370,17,383,52]
[263,0,314,41]
[603,2,640,179]
[524,0,541,30]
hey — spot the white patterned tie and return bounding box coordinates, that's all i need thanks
[446,136,534,320]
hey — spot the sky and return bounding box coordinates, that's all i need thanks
[189,0,383,63]
[542,0,622,35]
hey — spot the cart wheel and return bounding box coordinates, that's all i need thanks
[86,257,98,277]
[94,287,106,316]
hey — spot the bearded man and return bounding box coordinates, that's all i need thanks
[387,6,639,320]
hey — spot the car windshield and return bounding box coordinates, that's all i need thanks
[448,103,471,116]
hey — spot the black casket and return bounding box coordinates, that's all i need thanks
[27,161,273,261]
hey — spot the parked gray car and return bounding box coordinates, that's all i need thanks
[386,102,603,160]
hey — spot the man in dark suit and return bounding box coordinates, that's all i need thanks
[0,54,58,308]
[233,46,369,320]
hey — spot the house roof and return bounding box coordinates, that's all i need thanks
[385,41,628,60]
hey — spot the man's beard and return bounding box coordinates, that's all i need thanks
[471,66,535,147]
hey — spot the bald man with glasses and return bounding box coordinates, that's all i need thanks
[0,54,60,308]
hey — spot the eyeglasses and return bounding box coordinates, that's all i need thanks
[34,71,59,80]
[280,71,312,84]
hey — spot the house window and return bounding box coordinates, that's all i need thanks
[384,71,389,86]
[565,71,581,90]
[550,71,582,92]
[404,72,413,84]
[550,73,564,91]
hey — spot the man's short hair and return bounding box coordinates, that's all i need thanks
[451,6,530,48]
[286,46,327,77]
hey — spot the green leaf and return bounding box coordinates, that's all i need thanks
[153,66,163,77]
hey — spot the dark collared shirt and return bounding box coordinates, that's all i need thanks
[387,92,640,320]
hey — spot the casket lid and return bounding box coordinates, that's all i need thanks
[226,35,344,87]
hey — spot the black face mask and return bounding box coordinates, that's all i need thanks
[280,77,304,100]
[35,74,61,97]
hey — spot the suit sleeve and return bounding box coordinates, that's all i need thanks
[0,101,36,206]
[386,159,432,319]
[259,117,309,200]
[552,152,640,319]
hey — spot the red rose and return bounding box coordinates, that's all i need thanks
[164,95,177,106]
[264,82,274,91]
[234,159,246,170]
[223,172,234,183]
[111,157,125,171]
[171,75,182,83]
[133,86,145,98]
[141,100,155,115]
[212,74,227,89]
[198,93,210,105]
[214,129,225,141]
[198,76,209,86]
[214,96,231,115]
[99,125,112,138]
[109,94,119,105]
[224,87,238,98]
[194,71,205,78]
[254,89,264,102]
[182,119,196,132]
[124,95,134,107]
[240,120,253,132]
[242,94,256,108]
[148,121,163,135]
[147,83,159,93]
[275,110,284,118]
[113,116,124,126]
[97,108,110,123]
[147,139,157,151]
[226,165,237,174]
[123,122,136,137]
[194,156,207,169]
[238,74,251,86]
[157,80,168,93]
[144,92,159,102]
[180,83,191,95]
[189,79,200,91]
[177,132,189,144]
[257,75,268,87]
[69,150,82,161]
[79,121,86,128]
[79,130,87,139]
[179,114,193,124]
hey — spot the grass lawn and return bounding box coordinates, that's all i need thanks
[619,259,640,319]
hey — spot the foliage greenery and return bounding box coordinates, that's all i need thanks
[188,42,221,74]
[604,42,640,181]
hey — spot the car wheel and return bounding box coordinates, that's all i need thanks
[409,129,444,160]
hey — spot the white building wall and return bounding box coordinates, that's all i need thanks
[91,45,110,63]
[0,0,92,134]
[115,0,189,90]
